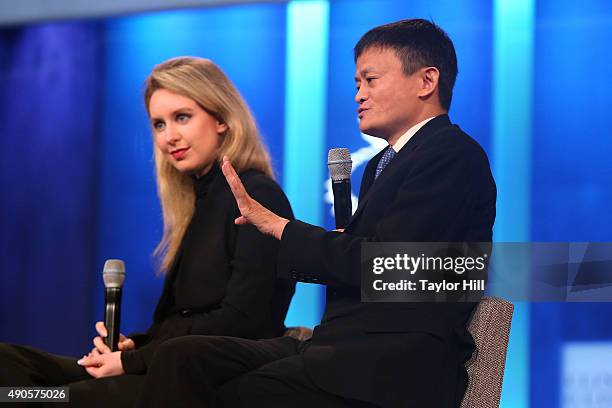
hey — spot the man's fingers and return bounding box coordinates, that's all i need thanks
[221,157,250,203]
[95,321,107,337]
[221,155,285,238]
[234,216,248,225]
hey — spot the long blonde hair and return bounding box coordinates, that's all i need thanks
[144,57,274,273]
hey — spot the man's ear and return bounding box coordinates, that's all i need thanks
[417,67,440,99]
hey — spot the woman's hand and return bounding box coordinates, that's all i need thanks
[91,321,135,356]
[77,351,124,378]
[221,156,289,240]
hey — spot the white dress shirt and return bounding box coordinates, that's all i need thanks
[391,116,438,153]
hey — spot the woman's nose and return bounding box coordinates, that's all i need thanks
[165,125,180,143]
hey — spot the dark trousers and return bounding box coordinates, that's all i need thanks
[137,335,378,408]
[0,343,143,407]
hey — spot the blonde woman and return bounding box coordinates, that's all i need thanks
[0,57,294,406]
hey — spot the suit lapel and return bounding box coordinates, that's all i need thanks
[346,115,452,229]
[358,148,385,201]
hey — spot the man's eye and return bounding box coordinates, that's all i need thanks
[366,77,375,83]
[176,113,190,122]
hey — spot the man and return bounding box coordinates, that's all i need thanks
[138,19,496,408]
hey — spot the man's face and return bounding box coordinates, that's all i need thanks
[354,47,423,144]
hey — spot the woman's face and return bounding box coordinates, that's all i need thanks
[149,88,227,177]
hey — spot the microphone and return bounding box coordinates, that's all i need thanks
[102,259,125,352]
[328,148,353,229]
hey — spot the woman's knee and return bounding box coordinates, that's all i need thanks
[149,336,218,368]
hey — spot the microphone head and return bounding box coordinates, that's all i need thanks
[328,148,352,181]
[103,259,125,289]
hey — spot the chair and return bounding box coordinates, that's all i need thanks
[284,296,514,408]
[461,296,514,408]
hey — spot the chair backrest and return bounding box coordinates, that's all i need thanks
[460,296,514,408]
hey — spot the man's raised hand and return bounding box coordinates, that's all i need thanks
[221,156,289,240]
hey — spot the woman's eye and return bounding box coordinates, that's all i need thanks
[176,113,190,123]
[153,121,165,131]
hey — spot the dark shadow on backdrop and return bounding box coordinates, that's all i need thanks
[0,22,101,356]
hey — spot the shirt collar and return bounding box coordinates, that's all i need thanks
[391,115,438,153]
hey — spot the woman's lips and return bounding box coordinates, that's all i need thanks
[170,147,190,160]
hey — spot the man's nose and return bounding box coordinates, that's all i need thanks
[355,87,367,104]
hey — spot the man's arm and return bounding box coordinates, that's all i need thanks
[221,145,494,288]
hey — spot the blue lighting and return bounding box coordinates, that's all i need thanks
[282,0,330,328]
[492,0,535,407]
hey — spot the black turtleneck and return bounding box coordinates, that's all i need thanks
[121,165,295,375]
[194,162,220,202]
[167,162,221,302]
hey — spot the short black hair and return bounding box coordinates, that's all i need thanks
[354,19,458,111]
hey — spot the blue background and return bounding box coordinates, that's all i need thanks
[0,1,611,406]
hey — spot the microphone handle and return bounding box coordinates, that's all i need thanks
[332,179,352,229]
[104,288,122,352]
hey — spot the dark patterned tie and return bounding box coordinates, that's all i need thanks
[374,146,396,180]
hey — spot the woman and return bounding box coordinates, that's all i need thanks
[0,57,294,406]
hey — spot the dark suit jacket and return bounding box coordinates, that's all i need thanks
[277,115,496,407]
[122,165,295,374]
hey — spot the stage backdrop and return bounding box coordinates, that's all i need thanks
[0,1,611,407]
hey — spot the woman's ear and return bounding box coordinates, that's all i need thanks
[216,121,228,134]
